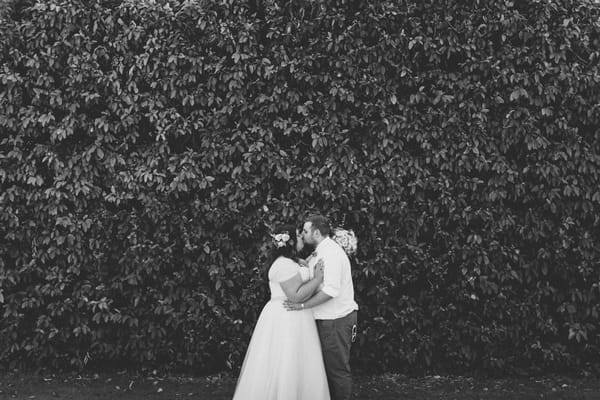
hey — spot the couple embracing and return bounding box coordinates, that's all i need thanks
[232,214,359,400]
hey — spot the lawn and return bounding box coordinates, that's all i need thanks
[1,372,600,399]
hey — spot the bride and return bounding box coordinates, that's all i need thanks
[232,224,330,400]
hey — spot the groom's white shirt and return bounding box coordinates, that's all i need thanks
[309,237,359,320]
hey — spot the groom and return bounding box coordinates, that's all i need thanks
[284,214,359,400]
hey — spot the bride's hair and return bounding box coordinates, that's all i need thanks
[267,224,298,265]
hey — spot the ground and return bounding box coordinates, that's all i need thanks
[1,371,600,399]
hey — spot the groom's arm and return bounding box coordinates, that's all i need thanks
[285,252,340,310]
[318,251,342,299]
[300,290,332,308]
[284,290,332,311]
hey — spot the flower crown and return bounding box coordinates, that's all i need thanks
[332,228,358,256]
[271,232,291,248]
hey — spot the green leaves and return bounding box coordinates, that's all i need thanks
[1,0,600,375]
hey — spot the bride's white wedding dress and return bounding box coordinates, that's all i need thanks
[232,256,330,400]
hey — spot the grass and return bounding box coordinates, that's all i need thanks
[1,371,600,399]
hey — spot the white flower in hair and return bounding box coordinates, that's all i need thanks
[271,232,291,248]
[332,228,358,255]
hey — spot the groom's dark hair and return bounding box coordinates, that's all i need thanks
[306,214,331,237]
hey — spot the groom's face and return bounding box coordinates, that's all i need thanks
[302,222,317,245]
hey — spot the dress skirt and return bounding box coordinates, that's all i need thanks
[232,298,330,400]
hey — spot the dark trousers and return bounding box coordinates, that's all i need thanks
[316,311,358,400]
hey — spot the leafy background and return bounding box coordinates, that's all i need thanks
[1,0,600,375]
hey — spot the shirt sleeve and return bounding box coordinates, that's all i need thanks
[271,258,300,282]
[298,267,310,282]
[320,250,342,298]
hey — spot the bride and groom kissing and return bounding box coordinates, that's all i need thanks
[232,214,359,400]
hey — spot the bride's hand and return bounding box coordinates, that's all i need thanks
[298,259,309,268]
[314,259,325,281]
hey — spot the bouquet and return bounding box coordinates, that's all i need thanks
[332,228,358,256]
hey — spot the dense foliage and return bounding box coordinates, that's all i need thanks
[1,0,600,375]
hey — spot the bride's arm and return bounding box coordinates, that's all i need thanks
[280,261,324,303]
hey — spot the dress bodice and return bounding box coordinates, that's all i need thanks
[269,281,286,299]
[267,257,310,300]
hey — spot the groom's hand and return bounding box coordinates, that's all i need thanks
[283,300,304,311]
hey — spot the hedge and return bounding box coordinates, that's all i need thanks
[1,0,600,375]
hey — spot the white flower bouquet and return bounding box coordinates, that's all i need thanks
[332,228,358,256]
